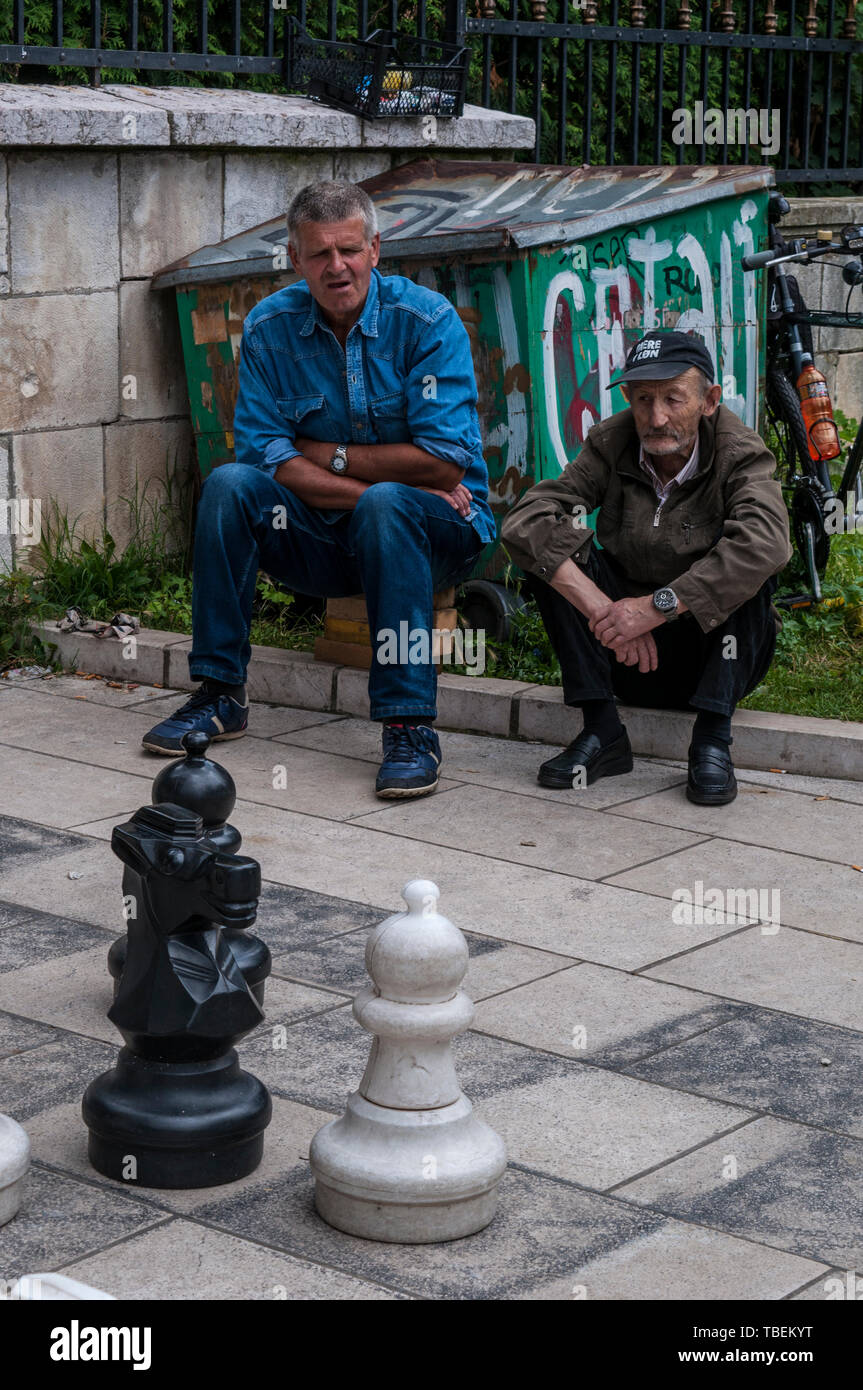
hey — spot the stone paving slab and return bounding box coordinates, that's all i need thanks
[0,674,172,707]
[612,781,863,866]
[0,1008,59,1059]
[61,1219,406,1301]
[519,1221,828,1301]
[609,838,863,942]
[624,1010,863,1138]
[643,925,863,1032]
[471,963,753,1067]
[0,909,109,973]
[0,1030,117,1124]
[617,1116,863,1271]
[353,783,709,881]
[0,743,151,827]
[0,1167,164,1281]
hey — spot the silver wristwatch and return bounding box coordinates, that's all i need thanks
[652,586,680,621]
[329,444,349,475]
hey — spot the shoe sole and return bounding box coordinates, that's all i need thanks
[538,748,634,790]
[686,781,738,806]
[375,776,440,800]
[141,728,248,756]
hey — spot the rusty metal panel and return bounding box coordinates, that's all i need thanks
[152,158,773,289]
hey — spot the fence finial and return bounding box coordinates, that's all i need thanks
[764,1,778,34]
[805,0,819,38]
[843,0,858,39]
[718,3,737,32]
[677,1,692,30]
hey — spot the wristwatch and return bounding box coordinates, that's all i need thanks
[329,444,349,475]
[652,586,680,621]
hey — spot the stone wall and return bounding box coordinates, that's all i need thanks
[783,197,863,428]
[0,84,533,570]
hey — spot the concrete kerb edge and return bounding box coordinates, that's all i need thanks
[29,620,863,781]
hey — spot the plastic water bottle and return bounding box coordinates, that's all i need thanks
[796,359,841,462]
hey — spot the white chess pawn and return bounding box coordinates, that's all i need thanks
[0,1113,30,1226]
[310,880,506,1243]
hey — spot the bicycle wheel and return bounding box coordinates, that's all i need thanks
[765,365,831,579]
[765,364,813,483]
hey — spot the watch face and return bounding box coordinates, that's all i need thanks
[654,587,677,612]
[331,454,348,474]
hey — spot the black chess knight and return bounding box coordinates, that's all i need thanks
[83,802,272,1188]
[107,730,271,1004]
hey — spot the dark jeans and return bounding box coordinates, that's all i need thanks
[188,465,483,721]
[525,546,778,719]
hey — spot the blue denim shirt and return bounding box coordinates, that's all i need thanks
[232,266,495,544]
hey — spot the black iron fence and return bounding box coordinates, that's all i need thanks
[468,1,863,184]
[2,2,862,185]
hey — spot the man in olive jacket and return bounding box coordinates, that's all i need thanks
[501,330,792,805]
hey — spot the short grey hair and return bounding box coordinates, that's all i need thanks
[287,181,378,249]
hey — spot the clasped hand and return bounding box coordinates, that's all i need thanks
[589,596,661,674]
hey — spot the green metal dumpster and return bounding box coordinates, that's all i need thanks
[152,158,772,588]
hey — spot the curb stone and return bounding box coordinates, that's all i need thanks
[30,620,863,782]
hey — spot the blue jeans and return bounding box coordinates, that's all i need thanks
[188,465,483,720]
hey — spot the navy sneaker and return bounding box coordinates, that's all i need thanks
[141,681,249,756]
[375,723,441,799]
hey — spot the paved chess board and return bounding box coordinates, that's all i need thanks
[1,805,860,1299]
[1,679,862,1299]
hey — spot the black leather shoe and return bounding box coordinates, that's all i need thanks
[686,740,738,805]
[538,728,633,789]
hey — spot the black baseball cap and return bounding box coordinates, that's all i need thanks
[609,331,715,386]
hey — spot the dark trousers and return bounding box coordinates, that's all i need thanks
[524,546,778,719]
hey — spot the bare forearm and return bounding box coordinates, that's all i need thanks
[347,443,462,489]
[273,455,369,509]
[294,435,462,489]
[549,557,611,621]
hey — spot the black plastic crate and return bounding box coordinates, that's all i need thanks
[286,20,468,121]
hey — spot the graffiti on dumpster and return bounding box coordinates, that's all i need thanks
[541,199,760,476]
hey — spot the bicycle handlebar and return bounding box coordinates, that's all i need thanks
[741,249,776,270]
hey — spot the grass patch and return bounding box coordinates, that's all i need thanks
[740,531,863,722]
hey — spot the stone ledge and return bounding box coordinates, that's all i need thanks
[0,84,535,150]
[31,620,863,781]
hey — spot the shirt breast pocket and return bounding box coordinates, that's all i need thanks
[276,394,334,438]
[369,390,408,443]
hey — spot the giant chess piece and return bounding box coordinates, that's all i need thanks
[0,1113,30,1226]
[108,730,271,1004]
[310,880,506,1242]
[83,803,272,1188]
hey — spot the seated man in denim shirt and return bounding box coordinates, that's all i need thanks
[142,180,495,798]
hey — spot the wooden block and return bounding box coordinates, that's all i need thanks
[314,637,372,669]
[323,616,371,643]
[325,595,368,622]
